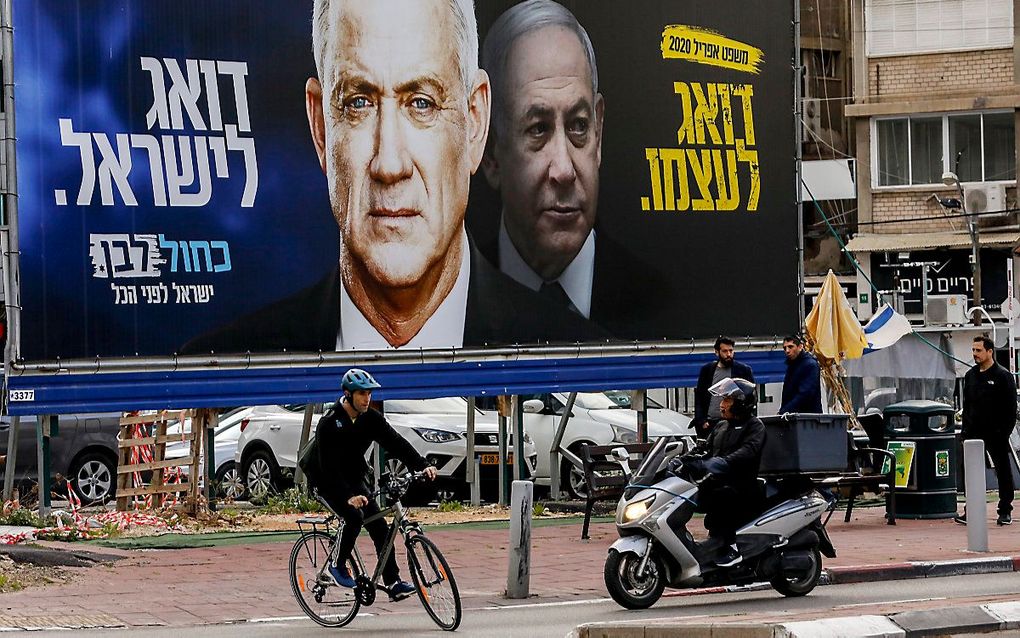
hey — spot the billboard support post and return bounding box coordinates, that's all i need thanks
[466,397,479,506]
[294,404,315,490]
[35,415,53,517]
[1,0,20,369]
[549,392,578,501]
[2,415,18,501]
[203,409,218,512]
[794,0,806,325]
[497,396,509,506]
[632,389,647,444]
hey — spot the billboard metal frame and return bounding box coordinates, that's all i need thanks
[2,0,804,415]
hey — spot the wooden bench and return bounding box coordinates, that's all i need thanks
[579,442,655,540]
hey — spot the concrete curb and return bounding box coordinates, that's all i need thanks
[574,555,1020,637]
[824,554,1020,584]
[575,600,1020,637]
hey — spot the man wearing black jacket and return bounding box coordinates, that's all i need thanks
[693,337,755,439]
[956,336,1017,526]
[779,335,823,414]
[313,369,437,599]
[679,378,765,567]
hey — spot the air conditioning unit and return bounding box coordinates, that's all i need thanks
[924,294,968,327]
[802,98,822,141]
[963,183,1008,229]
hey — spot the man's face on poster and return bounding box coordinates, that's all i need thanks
[306,0,488,290]
[485,26,604,280]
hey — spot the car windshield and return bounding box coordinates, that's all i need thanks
[602,390,665,409]
[571,393,622,409]
[385,397,470,414]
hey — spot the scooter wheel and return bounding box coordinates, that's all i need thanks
[604,549,666,609]
[770,547,822,597]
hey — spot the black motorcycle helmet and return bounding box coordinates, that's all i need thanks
[708,377,757,419]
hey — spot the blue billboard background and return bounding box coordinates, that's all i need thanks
[15,0,337,360]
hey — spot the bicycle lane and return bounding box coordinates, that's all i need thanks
[0,503,1017,630]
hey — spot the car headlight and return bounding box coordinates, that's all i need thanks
[611,424,637,444]
[623,496,655,522]
[412,427,462,444]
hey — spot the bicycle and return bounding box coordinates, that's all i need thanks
[288,470,462,631]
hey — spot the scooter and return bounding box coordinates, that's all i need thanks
[603,437,837,609]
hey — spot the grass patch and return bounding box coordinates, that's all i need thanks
[0,507,48,528]
[437,500,465,512]
[0,574,24,592]
[261,488,324,515]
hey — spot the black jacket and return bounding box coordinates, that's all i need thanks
[701,415,766,487]
[693,360,755,430]
[480,228,669,339]
[312,400,427,501]
[779,351,823,413]
[182,237,608,354]
[962,362,1017,439]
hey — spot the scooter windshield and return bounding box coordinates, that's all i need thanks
[625,437,670,498]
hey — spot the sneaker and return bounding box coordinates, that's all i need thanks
[328,563,356,588]
[953,512,967,525]
[388,580,416,601]
[997,514,1012,526]
[715,546,743,568]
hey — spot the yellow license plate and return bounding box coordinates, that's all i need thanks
[480,453,513,465]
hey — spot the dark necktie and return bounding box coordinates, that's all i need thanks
[540,281,580,316]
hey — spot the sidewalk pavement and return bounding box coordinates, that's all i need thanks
[0,501,1017,630]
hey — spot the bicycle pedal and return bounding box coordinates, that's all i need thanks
[389,592,413,602]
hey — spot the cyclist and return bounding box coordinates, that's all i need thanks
[312,368,438,600]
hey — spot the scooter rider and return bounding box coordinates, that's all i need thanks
[674,377,765,567]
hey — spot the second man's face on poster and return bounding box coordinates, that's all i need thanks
[309,0,488,291]
[485,25,604,281]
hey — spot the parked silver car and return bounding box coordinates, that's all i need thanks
[0,413,122,504]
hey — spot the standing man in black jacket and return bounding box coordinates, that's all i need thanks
[693,336,755,439]
[677,378,765,567]
[956,336,1017,526]
[779,335,823,414]
[313,369,437,598]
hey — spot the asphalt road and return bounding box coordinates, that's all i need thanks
[29,572,1020,637]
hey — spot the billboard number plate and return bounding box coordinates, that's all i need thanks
[9,389,36,402]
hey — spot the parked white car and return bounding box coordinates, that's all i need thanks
[235,398,538,501]
[164,407,252,499]
[493,392,694,499]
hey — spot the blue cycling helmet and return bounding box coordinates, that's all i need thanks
[341,368,381,392]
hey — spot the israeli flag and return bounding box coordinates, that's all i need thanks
[863,303,913,349]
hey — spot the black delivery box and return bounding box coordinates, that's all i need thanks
[759,413,849,474]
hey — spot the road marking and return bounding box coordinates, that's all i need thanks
[480,597,613,610]
[835,597,947,609]
[246,612,376,624]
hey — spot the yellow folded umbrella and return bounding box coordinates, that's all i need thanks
[805,270,868,362]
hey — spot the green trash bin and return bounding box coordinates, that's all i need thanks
[882,400,958,519]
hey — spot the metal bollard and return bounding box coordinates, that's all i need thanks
[506,480,533,599]
[963,439,988,552]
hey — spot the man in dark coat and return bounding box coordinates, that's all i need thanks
[779,335,823,413]
[693,336,755,439]
[956,336,1017,526]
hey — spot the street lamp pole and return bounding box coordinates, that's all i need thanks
[944,172,981,325]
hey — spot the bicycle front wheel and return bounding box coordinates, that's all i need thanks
[406,535,462,631]
[289,530,360,627]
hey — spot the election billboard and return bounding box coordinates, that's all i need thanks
[13,0,798,362]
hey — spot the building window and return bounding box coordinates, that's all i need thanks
[866,0,1013,57]
[874,111,1015,187]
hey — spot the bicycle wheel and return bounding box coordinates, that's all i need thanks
[289,530,360,627]
[406,535,461,631]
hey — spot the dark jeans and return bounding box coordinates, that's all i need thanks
[697,481,762,544]
[321,491,401,585]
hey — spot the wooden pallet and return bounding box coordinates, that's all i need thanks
[115,410,198,512]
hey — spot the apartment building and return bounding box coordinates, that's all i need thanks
[845,0,1019,328]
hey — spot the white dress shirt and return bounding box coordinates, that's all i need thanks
[336,230,470,350]
[498,218,595,319]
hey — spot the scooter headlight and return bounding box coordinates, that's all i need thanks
[623,496,656,522]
